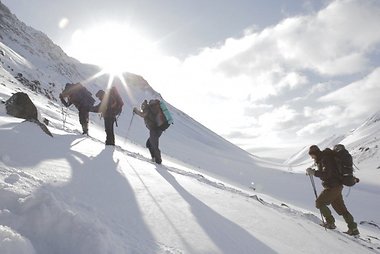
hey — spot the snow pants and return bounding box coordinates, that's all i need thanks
[104,116,115,145]
[146,128,163,164]
[315,185,357,230]
[78,107,89,134]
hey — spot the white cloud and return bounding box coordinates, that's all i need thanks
[258,105,299,130]
[277,72,308,90]
[297,119,334,136]
[147,0,380,153]
[320,67,380,120]
[274,0,380,75]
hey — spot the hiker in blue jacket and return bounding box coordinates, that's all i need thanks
[133,100,163,164]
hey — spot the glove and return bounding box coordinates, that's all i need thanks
[133,107,138,114]
[306,168,315,176]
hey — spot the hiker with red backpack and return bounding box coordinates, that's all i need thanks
[306,145,359,236]
[133,99,173,164]
[91,86,124,146]
[59,82,95,135]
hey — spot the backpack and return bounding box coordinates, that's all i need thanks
[333,144,359,186]
[62,83,95,109]
[110,86,124,116]
[148,99,173,131]
[79,85,95,109]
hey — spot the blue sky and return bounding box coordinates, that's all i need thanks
[3,0,380,159]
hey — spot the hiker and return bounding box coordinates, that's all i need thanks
[133,100,164,164]
[59,82,95,135]
[91,86,124,146]
[306,145,359,235]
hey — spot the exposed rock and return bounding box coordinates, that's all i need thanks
[5,92,53,137]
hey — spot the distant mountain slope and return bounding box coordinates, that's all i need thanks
[285,111,380,180]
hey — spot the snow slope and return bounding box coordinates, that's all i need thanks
[1,63,380,254]
[1,89,380,254]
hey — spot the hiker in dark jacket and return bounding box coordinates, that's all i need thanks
[91,87,123,146]
[59,83,95,135]
[133,100,163,164]
[306,145,359,235]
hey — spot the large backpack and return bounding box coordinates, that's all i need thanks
[148,99,173,131]
[79,85,95,109]
[63,83,95,109]
[333,144,359,186]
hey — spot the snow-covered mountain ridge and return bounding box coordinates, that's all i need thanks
[0,0,100,96]
[285,110,380,186]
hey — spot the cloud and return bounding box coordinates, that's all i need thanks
[320,67,380,121]
[244,103,274,116]
[148,0,380,154]
[257,105,300,131]
[169,0,380,105]
[296,119,334,136]
[297,105,343,136]
[216,0,380,78]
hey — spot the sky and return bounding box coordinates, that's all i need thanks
[2,0,380,159]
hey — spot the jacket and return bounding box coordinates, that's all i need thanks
[134,103,157,130]
[314,148,342,188]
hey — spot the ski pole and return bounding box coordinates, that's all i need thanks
[309,174,326,230]
[61,106,67,129]
[60,89,68,129]
[125,113,135,139]
[353,162,360,171]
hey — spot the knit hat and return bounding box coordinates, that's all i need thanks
[95,90,105,98]
[308,145,321,156]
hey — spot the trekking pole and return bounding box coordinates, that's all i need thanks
[308,174,326,230]
[61,106,67,129]
[60,89,68,129]
[125,113,135,139]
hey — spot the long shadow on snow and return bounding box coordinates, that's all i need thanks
[0,125,159,254]
[156,166,277,254]
[50,146,160,253]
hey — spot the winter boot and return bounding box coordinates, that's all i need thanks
[320,221,336,229]
[344,228,360,236]
[82,124,88,135]
[319,206,335,229]
[343,212,359,236]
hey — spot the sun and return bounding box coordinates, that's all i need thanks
[67,22,161,76]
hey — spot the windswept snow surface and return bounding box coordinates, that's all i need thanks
[1,72,380,254]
